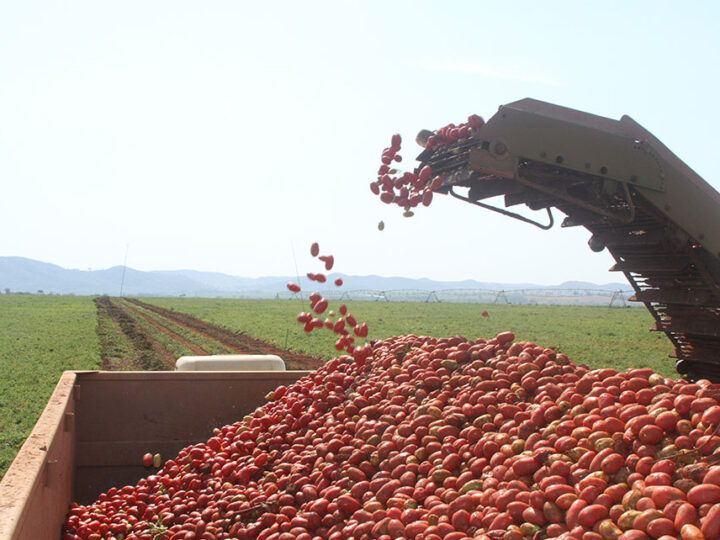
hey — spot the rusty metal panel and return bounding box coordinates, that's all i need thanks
[0,372,77,540]
[0,370,306,539]
[468,98,667,191]
[462,98,720,261]
[630,289,717,307]
[609,257,689,273]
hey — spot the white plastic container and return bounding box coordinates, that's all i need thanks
[175,354,286,372]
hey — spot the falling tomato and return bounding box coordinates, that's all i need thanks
[380,192,394,204]
[307,273,326,283]
[422,190,433,207]
[319,255,334,271]
[313,299,328,314]
[286,282,301,293]
[391,133,401,150]
[310,242,319,257]
[468,114,485,129]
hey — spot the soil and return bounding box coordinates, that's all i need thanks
[94,297,176,370]
[122,302,208,356]
[95,297,321,371]
[126,298,322,370]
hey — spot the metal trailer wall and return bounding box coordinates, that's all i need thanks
[0,370,306,539]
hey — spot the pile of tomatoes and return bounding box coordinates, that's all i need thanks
[65,330,720,539]
[368,114,485,216]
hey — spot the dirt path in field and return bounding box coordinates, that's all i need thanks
[125,298,322,370]
[94,297,177,370]
[125,301,245,354]
[121,303,208,356]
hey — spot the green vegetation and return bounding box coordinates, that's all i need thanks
[0,294,676,481]
[95,297,152,370]
[0,296,99,478]
[143,298,675,377]
[118,302,193,362]
[119,300,236,356]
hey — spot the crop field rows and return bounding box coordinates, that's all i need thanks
[141,297,674,378]
[96,297,322,371]
[0,296,100,478]
[0,295,674,482]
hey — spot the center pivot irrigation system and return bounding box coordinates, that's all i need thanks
[416,98,720,381]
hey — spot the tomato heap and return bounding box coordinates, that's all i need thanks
[287,243,372,364]
[369,114,485,217]
[64,331,720,539]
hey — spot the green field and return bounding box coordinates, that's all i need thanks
[0,294,676,480]
[0,296,100,477]
[143,297,675,376]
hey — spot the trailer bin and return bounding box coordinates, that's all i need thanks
[0,370,305,539]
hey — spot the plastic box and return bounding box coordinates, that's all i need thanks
[175,354,286,371]
[0,370,305,539]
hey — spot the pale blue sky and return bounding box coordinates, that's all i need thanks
[1,1,718,284]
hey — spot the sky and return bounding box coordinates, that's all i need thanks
[1,1,719,285]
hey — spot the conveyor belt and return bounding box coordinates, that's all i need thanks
[416,99,720,380]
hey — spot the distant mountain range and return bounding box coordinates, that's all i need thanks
[0,257,632,302]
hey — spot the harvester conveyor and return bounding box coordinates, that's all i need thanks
[417,98,720,380]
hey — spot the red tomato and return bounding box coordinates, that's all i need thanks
[286,282,301,293]
[313,299,328,314]
[334,278,343,287]
[319,255,334,271]
[310,242,319,257]
[380,192,394,204]
[422,190,433,206]
[467,114,484,129]
[391,133,401,150]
